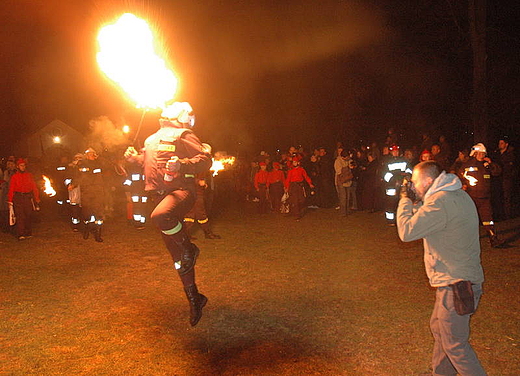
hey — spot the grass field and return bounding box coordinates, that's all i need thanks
[1,202,519,375]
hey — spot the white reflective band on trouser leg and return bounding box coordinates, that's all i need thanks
[57,201,64,205]
[72,218,80,224]
[140,217,146,223]
[141,197,148,203]
[162,221,183,235]
[90,215,96,223]
[132,196,139,203]
[197,218,209,224]
[131,174,140,181]
[386,188,396,196]
[385,212,395,220]
[133,214,142,221]
[96,219,103,225]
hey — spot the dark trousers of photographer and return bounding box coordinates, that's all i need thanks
[430,284,486,376]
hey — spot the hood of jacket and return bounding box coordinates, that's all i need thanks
[424,171,462,200]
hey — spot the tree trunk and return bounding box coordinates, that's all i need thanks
[468,0,488,145]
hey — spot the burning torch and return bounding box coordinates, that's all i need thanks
[96,13,179,144]
[210,156,236,177]
[42,175,57,197]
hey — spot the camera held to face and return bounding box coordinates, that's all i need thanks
[399,175,417,202]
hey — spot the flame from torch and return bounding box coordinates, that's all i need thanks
[42,175,57,197]
[96,13,178,110]
[210,157,236,177]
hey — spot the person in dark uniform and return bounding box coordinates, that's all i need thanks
[284,157,314,220]
[184,173,221,239]
[123,160,148,229]
[124,102,211,326]
[184,142,220,240]
[67,153,83,232]
[51,154,82,231]
[72,148,105,242]
[495,137,516,219]
[461,143,507,248]
[382,145,413,225]
[52,155,71,211]
[7,158,40,240]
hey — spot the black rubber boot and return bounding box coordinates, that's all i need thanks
[204,230,221,239]
[184,284,208,326]
[82,222,90,240]
[94,225,103,243]
[174,233,200,276]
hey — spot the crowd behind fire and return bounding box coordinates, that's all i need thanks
[0,128,517,246]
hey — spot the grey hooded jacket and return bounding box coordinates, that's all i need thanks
[397,171,484,287]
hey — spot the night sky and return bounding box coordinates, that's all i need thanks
[1,0,519,155]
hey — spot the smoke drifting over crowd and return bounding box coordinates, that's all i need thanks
[1,0,518,154]
[85,116,128,155]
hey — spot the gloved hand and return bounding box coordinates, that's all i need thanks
[166,156,181,173]
[400,178,416,201]
[124,146,138,161]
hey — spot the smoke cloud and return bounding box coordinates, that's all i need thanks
[85,115,128,154]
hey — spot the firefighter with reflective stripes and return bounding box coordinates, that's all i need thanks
[71,147,105,242]
[183,143,220,239]
[66,153,83,232]
[123,162,148,229]
[382,145,413,225]
[184,174,221,239]
[52,155,71,211]
[460,143,507,248]
[124,102,211,326]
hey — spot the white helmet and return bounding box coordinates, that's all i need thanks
[470,143,487,157]
[161,102,195,126]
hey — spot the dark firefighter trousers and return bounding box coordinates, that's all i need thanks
[150,188,196,287]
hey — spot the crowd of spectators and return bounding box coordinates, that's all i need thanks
[0,130,517,235]
[233,132,517,222]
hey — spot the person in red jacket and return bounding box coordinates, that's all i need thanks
[254,162,270,213]
[285,157,314,220]
[7,158,40,240]
[267,162,285,212]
